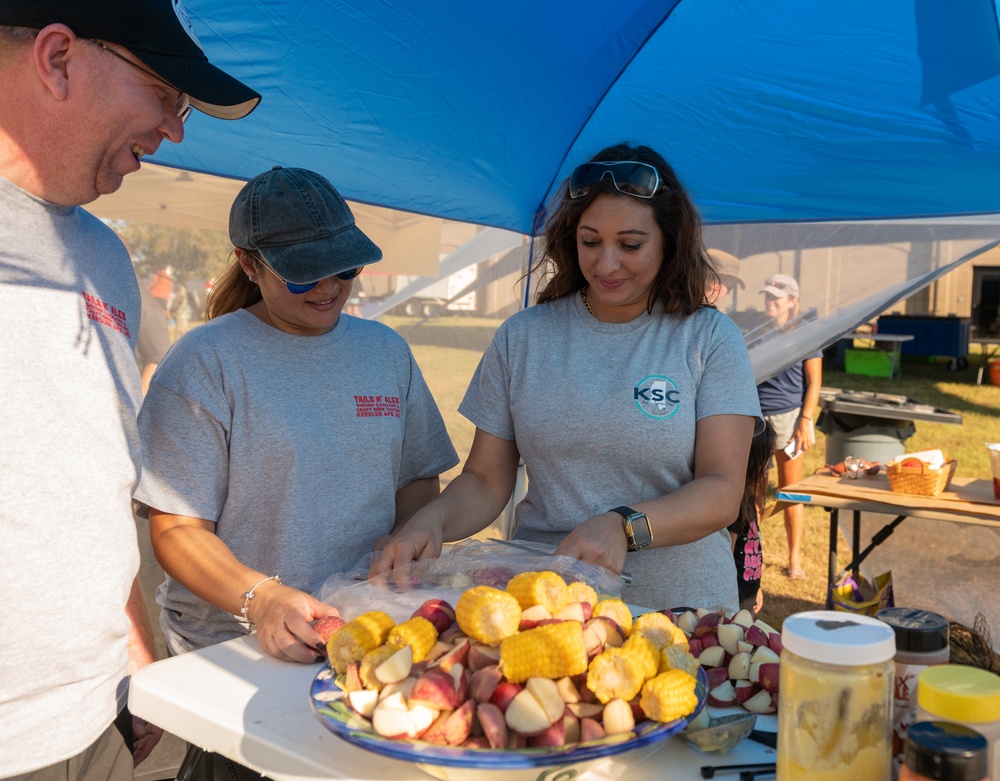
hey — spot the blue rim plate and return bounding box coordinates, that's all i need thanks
[309,663,708,769]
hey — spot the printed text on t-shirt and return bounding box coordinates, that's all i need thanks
[354,395,400,418]
[81,291,131,338]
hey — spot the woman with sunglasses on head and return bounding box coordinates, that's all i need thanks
[373,143,762,614]
[134,167,458,669]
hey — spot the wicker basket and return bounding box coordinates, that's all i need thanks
[886,457,957,496]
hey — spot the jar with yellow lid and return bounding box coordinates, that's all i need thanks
[914,665,1000,781]
[777,610,896,780]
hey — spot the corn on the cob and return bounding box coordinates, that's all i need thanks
[631,611,679,651]
[592,599,633,636]
[359,642,403,689]
[326,610,395,673]
[499,621,588,682]
[387,616,438,662]
[622,633,658,680]
[586,646,647,703]
[639,669,699,723]
[658,644,700,678]
[456,585,522,645]
[505,571,569,614]
[567,581,599,607]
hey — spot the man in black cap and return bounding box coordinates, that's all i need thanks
[0,3,259,779]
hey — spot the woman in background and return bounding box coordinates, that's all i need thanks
[755,274,822,579]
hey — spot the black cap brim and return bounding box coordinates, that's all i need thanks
[133,49,260,120]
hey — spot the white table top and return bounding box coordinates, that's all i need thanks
[129,635,776,781]
[840,332,915,343]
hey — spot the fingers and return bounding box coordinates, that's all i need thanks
[131,718,163,767]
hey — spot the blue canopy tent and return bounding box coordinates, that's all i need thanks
[113,0,1000,380]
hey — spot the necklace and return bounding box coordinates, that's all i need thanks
[581,288,598,320]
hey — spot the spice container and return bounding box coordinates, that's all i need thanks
[914,665,1000,781]
[777,610,896,780]
[875,607,950,778]
[900,721,988,781]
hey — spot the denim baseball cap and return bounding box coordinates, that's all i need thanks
[229,167,382,284]
[0,0,260,119]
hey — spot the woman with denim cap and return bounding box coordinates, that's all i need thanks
[373,143,762,614]
[135,167,458,670]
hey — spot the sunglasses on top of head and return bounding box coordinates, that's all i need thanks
[568,161,662,200]
[255,254,363,294]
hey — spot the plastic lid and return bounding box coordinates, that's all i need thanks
[917,664,1000,722]
[904,721,988,780]
[875,607,949,653]
[781,610,896,666]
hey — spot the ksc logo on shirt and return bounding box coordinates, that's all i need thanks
[634,375,680,419]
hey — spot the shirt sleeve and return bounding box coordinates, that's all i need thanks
[458,324,516,441]
[396,346,460,489]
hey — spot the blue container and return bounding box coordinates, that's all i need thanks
[877,315,970,359]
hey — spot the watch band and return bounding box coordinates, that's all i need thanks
[610,506,654,551]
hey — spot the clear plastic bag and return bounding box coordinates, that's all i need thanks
[314,538,624,623]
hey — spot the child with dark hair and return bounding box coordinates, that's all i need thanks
[730,421,777,613]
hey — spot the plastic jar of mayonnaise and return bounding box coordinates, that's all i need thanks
[914,665,1000,781]
[777,611,896,781]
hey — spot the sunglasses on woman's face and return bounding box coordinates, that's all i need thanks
[568,161,662,200]
[257,255,363,294]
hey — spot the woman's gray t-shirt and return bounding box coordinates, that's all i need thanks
[136,310,458,652]
[460,294,761,613]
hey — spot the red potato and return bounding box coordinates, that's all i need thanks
[518,604,553,630]
[590,616,625,647]
[687,637,704,658]
[729,609,754,628]
[467,643,501,672]
[435,638,471,673]
[468,665,504,704]
[346,688,379,718]
[313,615,347,642]
[696,611,725,631]
[342,661,364,693]
[489,681,523,712]
[707,680,737,708]
[728,651,752,681]
[462,736,491,749]
[553,602,587,622]
[449,663,468,704]
[476,702,509,749]
[525,677,567,723]
[697,646,726,668]
[700,630,720,649]
[409,667,461,710]
[717,623,746,656]
[734,680,758,705]
[749,645,781,666]
[704,666,730,689]
[421,710,456,746]
[742,689,777,714]
[439,622,469,644]
[758,662,781,695]
[411,598,456,634]
[527,717,568,747]
[567,702,603,719]
[505,689,554,736]
[675,611,700,635]
[745,625,770,648]
[768,632,784,656]
[440,699,476,746]
[579,717,606,742]
[555,676,581,704]
[602,698,635,735]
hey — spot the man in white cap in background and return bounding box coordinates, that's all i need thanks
[706,248,746,311]
[0,1,259,778]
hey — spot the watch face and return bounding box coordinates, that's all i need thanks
[628,513,653,548]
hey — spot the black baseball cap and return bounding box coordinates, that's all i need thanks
[0,0,260,120]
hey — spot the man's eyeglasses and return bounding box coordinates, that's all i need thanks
[257,255,364,294]
[569,161,662,200]
[90,40,191,123]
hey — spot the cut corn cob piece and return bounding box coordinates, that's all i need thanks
[567,581,599,607]
[622,633,658,681]
[326,610,395,674]
[505,571,569,614]
[499,621,588,682]
[592,599,633,636]
[586,646,647,704]
[455,586,522,646]
[387,616,438,663]
[640,669,699,723]
[359,642,404,689]
[658,644,700,678]
[631,611,679,651]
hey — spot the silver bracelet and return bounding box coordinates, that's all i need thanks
[240,575,281,635]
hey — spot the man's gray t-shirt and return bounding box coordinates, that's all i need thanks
[0,176,141,774]
[460,294,762,613]
[135,310,458,652]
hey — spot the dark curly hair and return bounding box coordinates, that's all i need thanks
[535,142,717,315]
